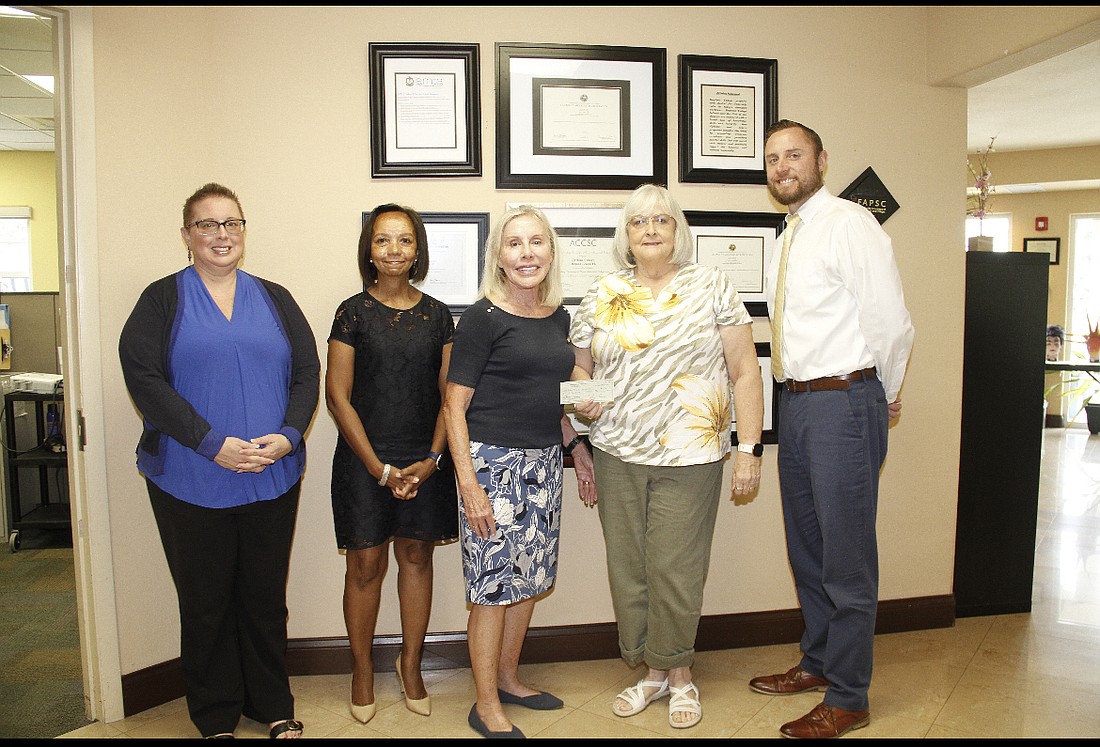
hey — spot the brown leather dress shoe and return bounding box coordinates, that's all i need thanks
[780,703,869,739]
[749,665,828,695]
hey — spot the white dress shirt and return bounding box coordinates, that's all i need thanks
[765,187,914,402]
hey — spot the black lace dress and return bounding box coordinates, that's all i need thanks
[328,291,458,549]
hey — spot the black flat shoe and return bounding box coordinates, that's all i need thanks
[268,719,303,739]
[497,688,563,710]
[468,704,525,739]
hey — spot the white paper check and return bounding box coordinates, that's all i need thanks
[560,379,615,404]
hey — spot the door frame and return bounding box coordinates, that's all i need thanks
[41,4,124,723]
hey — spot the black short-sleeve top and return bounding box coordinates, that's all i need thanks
[447,297,573,448]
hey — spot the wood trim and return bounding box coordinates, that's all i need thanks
[121,594,955,717]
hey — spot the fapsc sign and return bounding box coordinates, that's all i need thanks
[838,167,899,225]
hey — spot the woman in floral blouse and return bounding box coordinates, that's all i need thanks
[569,184,764,730]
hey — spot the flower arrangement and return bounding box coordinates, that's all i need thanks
[1084,313,1100,364]
[967,136,997,230]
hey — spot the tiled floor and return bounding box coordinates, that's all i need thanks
[60,427,1100,739]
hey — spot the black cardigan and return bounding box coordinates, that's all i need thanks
[118,269,320,476]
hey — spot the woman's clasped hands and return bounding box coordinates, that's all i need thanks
[216,433,292,473]
[380,459,436,500]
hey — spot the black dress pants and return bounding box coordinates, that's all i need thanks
[147,479,300,737]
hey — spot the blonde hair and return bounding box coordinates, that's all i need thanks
[479,205,564,309]
[611,184,694,268]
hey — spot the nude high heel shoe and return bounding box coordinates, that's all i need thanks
[396,648,431,716]
[349,701,376,724]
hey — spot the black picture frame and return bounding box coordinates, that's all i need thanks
[733,341,780,445]
[1023,237,1060,265]
[678,54,778,185]
[684,209,787,317]
[362,211,487,313]
[368,42,481,178]
[495,42,667,190]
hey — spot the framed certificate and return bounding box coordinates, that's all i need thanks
[361,211,488,313]
[1023,237,1060,265]
[732,342,780,444]
[514,203,623,304]
[678,54,778,185]
[684,209,786,317]
[369,43,481,177]
[496,43,666,190]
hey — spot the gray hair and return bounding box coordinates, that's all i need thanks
[611,184,694,269]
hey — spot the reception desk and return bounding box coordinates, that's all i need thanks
[1044,360,1100,373]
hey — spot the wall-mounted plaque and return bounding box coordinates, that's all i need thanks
[838,167,899,225]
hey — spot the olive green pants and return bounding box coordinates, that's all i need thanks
[593,448,725,671]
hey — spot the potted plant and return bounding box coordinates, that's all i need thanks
[1086,314,1100,364]
[1084,316,1100,434]
[1081,376,1100,435]
[967,137,996,252]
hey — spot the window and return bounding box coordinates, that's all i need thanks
[1068,213,1100,350]
[965,213,1011,252]
[1062,213,1099,426]
[0,208,33,292]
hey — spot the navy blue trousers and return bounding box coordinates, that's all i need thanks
[776,377,888,712]
[147,479,300,736]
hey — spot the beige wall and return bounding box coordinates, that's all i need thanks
[0,151,59,293]
[996,188,1099,327]
[981,144,1100,187]
[90,5,968,676]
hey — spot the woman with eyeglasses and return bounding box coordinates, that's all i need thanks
[568,184,764,730]
[119,182,319,740]
[325,204,458,725]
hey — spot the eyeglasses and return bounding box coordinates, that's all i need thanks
[187,219,246,236]
[627,214,674,231]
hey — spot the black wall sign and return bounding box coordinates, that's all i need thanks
[839,167,899,225]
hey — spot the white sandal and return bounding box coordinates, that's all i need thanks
[668,682,702,729]
[613,677,669,717]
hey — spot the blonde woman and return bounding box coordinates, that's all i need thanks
[444,206,599,738]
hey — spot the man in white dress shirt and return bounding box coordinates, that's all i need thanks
[749,120,915,739]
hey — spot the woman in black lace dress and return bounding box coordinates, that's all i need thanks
[326,204,458,724]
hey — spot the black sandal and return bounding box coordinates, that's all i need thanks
[268,719,303,739]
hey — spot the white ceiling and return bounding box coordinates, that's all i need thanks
[967,37,1100,194]
[0,8,53,152]
[967,38,1100,154]
[1,8,1098,188]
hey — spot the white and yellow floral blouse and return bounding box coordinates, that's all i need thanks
[569,263,751,467]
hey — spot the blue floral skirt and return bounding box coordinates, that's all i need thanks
[460,442,562,605]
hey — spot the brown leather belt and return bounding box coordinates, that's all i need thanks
[785,367,877,393]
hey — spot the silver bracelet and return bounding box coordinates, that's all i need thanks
[378,463,392,486]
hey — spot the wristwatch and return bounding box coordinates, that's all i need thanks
[564,436,583,454]
[736,442,764,457]
[427,451,443,469]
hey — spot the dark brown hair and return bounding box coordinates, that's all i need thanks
[358,204,430,284]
